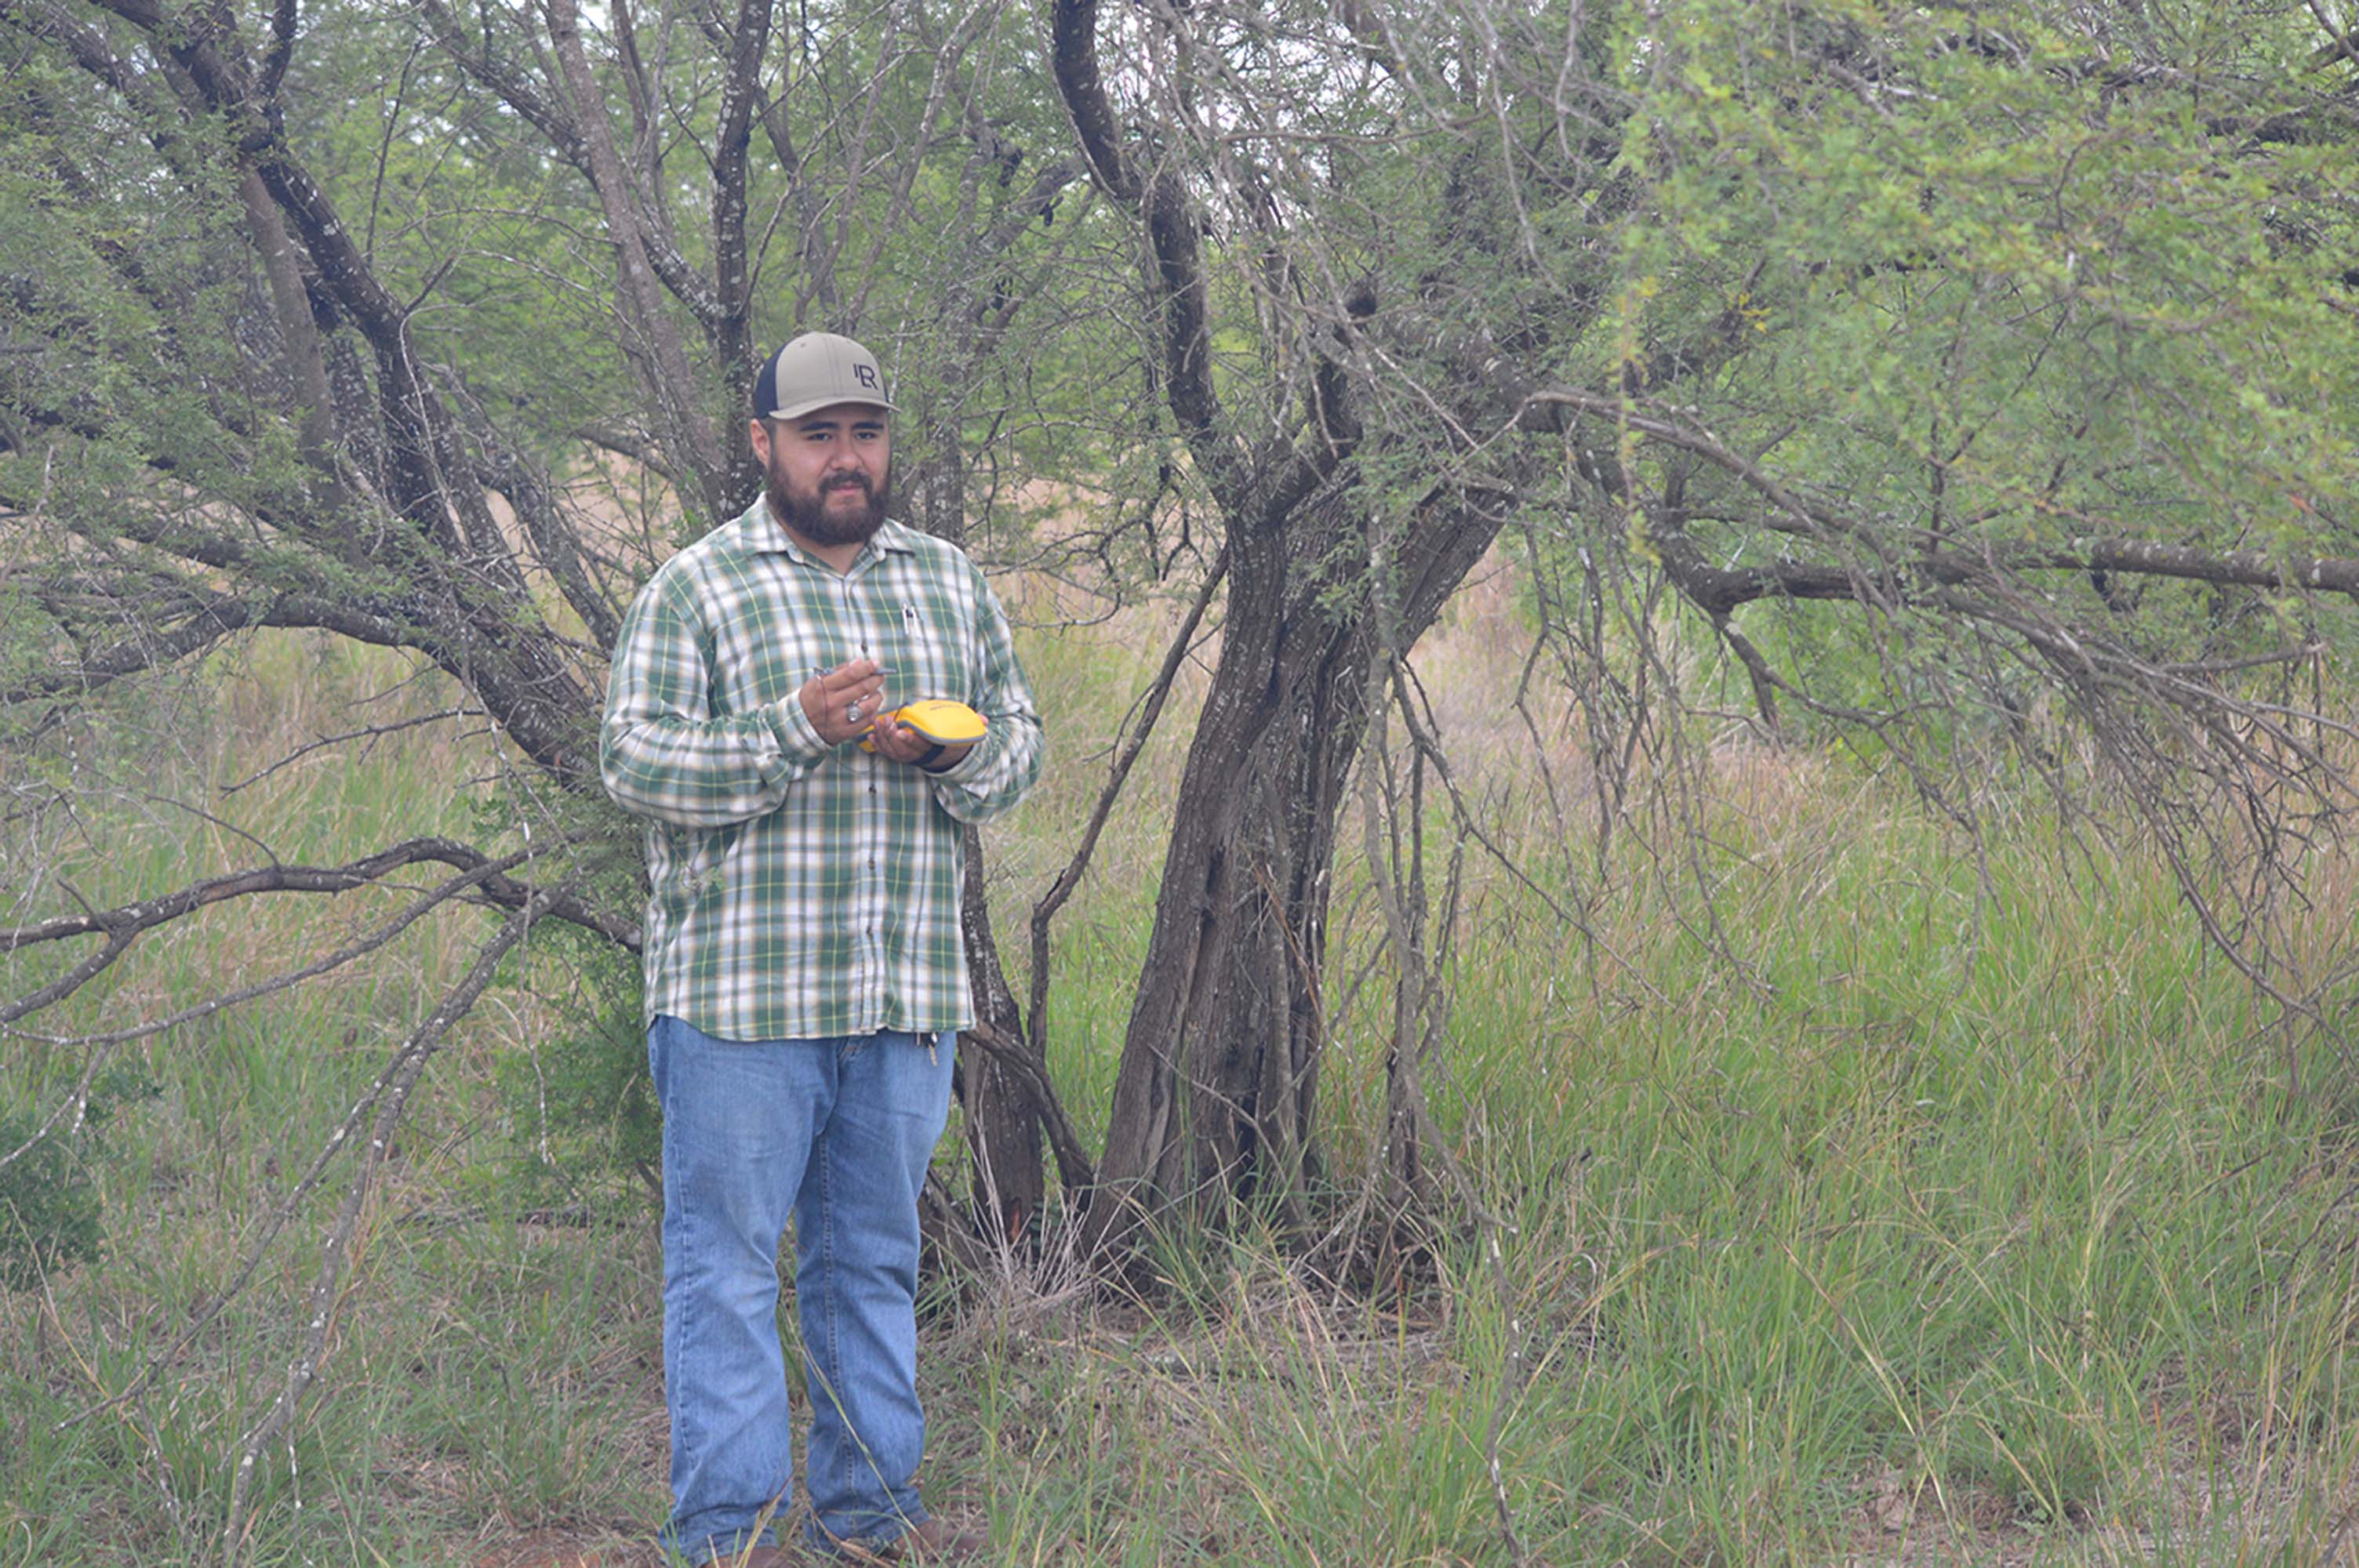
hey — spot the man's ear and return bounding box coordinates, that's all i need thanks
[747,418,771,463]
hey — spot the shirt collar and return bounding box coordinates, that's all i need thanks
[736,500,918,572]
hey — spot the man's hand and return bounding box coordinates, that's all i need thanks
[867,712,973,773]
[798,659,890,746]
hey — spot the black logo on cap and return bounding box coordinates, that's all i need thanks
[856,365,879,389]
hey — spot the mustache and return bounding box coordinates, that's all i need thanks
[822,474,871,494]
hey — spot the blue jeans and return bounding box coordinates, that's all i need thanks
[648,1014,955,1561]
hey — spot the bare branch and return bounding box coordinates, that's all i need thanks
[221,710,482,794]
[956,1022,1097,1193]
[707,0,772,491]
[1521,387,2359,618]
[2,837,634,1036]
[409,0,725,330]
[546,0,726,517]
[1354,668,1530,1567]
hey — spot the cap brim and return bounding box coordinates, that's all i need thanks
[765,394,896,421]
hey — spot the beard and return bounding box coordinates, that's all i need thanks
[765,457,892,549]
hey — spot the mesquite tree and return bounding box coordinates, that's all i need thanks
[1038,0,2359,1248]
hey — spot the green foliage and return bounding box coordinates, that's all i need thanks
[495,924,660,1207]
[0,1069,155,1291]
[0,1111,100,1292]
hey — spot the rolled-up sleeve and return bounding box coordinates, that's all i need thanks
[599,569,832,828]
[928,565,1043,825]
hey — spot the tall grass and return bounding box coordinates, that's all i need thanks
[4,590,2358,1566]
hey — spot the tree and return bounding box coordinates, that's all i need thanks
[1040,0,2359,1260]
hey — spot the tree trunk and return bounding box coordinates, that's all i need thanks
[958,832,1044,1243]
[1212,627,1376,1231]
[1082,491,1502,1257]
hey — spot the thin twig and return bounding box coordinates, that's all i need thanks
[221,708,481,793]
[2,835,633,1044]
[0,1035,114,1177]
[1024,543,1228,1077]
[47,852,573,1430]
[958,1022,1099,1191]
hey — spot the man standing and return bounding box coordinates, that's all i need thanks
[601,332,1042,1564]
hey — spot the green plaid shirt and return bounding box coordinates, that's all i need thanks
[599,501,1043,1041]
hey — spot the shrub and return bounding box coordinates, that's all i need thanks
[0,1069,153,1290]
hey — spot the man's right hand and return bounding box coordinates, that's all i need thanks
[798,659,889,746]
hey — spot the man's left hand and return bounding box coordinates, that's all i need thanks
[869,713,972,773]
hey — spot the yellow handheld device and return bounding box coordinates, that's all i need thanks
[860,698,988,753]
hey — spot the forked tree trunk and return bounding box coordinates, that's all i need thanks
[1049,0,1525,1259]
[1081,496,1503,1257]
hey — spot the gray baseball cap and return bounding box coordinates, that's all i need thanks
[754,332,895,421]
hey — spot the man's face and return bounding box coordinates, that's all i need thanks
[754,402,892,549]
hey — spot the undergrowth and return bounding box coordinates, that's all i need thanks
[2,612,2357,1566]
